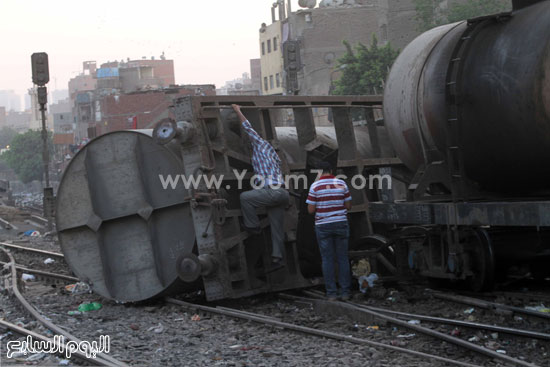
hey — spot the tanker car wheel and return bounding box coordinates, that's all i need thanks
[467,228,496,292]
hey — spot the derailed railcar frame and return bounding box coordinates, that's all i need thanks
[167,95,394,301]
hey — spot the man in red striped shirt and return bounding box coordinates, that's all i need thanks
[306,161,352,300]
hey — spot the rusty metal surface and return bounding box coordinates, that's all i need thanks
[57,95,396,303]
[56,130,195,302]
[383,22,463,171]
[384,1,550,194]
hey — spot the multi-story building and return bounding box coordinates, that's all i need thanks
[259,0,420,97]
[5,111,32,133]
[250,59,262,93]
[0,107,6,128]
[51,99,73,134]
[0,90,21,112]
[97,56,175,94]
[95,85,216,135]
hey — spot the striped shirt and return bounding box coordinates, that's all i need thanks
[306,175,352,225]
[242,120,283,186]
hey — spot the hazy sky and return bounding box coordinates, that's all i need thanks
[0,0,302,100]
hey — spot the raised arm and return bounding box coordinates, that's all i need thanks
[232,104,264,145]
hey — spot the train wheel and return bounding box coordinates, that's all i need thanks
[467,228,496,292]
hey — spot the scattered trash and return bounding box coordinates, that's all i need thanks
[407,320,421,325]
[525,305,550,313]
[26,352,47,361]
[450,328,461,337]
[21,273,35,281]
[491,332,499,339]
[0,331,12,340]
[229,344,243,350]
[130,324,139,331]
[497,350,507,354]
[466,315,476,322]
[147,323,164,334]
[23,230,40,237]
[77,302,102,312]
[468,336,480,342]
[390,340,407,347]
[485,341,500,350]
[386,297,396,302]
[65,282,91,295]
[349,323,359,332]
[366,325,379,331]
[463,308,475,314]
[397,333,416,339]
[358,273,379,293]
[43,258,55,264]
[67,311,82,316]
[514,316,523,321]
[59,360,70,366]
[191,314,201,321]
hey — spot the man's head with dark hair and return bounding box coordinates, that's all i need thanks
[317,161,333,175]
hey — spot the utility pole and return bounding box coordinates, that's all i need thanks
[31,52,53,232]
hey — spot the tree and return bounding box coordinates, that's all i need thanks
[414,0,511,32]
[0,130,52,184]
[0,127,18,150]
[447,0,511,23]
[332,35,399,96]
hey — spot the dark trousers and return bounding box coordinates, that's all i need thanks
[315,221,351,297]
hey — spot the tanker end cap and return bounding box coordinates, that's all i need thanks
[153,118,195,145]
[176,253,217,282]
[153,118,178,145]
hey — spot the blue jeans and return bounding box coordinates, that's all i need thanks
[315,221,351,297]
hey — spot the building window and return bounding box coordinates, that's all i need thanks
[273,37,278,51]
[264,77,269,91]
[267,39,272,53]
[276,73,280,88]
[269,75,274,89]
[262,42,265,55]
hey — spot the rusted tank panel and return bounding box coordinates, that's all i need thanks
[384,1,550,192]
[56,131,195,302]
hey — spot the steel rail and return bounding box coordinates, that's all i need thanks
[0,242,64,258]
[202,104,381,110]
[0,319,110,366]
[280,293,550,340]
[0,261,78,282]
[430,291,550,321]
[301,291,539,367]
[0,248,128,367]
[165,297,480,367]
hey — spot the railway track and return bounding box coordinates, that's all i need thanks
[294,291,540,367]
[0,241,64,258]
[0,248,126,367]
[165,297,480,367]
[0,241,75,283]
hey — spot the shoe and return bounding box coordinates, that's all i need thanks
[240,218,261,235]
[340,295,351,301]
[265,258,286,274]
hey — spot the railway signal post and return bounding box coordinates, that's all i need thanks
[31,52,53,231]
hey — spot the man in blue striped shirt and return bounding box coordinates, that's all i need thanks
[233,104,289,273]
